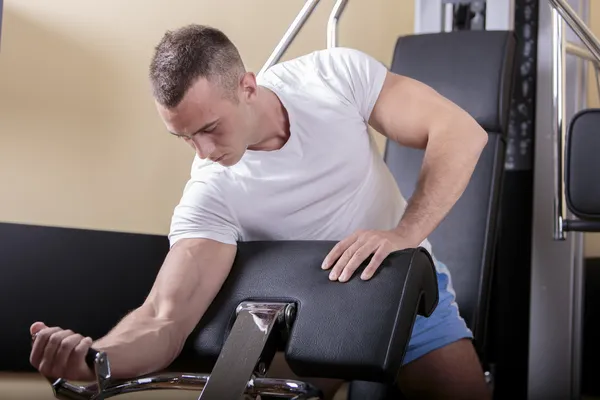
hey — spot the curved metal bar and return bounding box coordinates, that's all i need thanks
[566,41,599,65]
[258,0,321,78]
[327,0,349,49]
[548,0,600,63]
[51,373,322,400]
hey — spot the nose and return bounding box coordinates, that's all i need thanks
[190,136,216,160]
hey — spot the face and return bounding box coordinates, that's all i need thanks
[156,73,259,167]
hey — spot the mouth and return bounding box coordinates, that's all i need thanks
[212,154,226,163]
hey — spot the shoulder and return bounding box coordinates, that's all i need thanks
[312,47,381,69]
[262,47,380,78]
[259,48,388,118]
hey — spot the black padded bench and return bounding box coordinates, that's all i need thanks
[348,29,516,399]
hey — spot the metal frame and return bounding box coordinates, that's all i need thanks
[567,41,599,64]
[549,0,600,60]
[548,0,600,238]
[415,1,516,33]
[414,0,444,34]
[327,0,348,48]
[486,0,515,31]
[528,1,589,398]
[39,302,322,400]
[258,0,321,78]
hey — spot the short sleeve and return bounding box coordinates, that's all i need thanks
[314,47,388,121]
[168,165,241,248]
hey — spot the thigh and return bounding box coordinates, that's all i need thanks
[402,259,473,365]
[398,338,491,400]
[266,352,343,400]
[398,259,489,399]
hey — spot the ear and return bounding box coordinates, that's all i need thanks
[239,72,258,100]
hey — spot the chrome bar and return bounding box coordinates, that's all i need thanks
[258,0,321,78]
[566,41,599,65]
[51,373,321,399]
[327,0,348,49]
[198,302,290,399]
[548,0,600,63]
[552,7,566,240]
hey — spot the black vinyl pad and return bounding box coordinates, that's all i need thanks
[391,30,515,133]
[176,241,438,384]
[0,223,437,385]
[566,109,600,220]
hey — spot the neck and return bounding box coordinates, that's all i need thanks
[247,86,290,151]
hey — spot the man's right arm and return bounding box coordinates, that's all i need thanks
[30,237,236,381]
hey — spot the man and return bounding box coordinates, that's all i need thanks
[30,25,490,399]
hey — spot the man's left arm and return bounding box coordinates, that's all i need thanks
[323,71,488,282]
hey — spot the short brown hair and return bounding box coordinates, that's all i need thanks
[149,24,245,108]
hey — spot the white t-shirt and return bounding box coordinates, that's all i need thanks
[168,47,433,255]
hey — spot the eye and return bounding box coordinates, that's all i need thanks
[204,125,218,133]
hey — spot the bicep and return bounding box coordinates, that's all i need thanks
[369,72,467,149]
[144,238,237,336]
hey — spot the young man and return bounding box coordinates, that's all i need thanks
[30,25,491,399]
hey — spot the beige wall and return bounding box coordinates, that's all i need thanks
[584,1,600,257]
[0,0,413,236]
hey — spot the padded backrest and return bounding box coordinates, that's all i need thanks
[566,109,600,220]
[384,30,516,348]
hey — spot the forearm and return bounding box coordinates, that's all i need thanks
[90,239,236,379]
[92,307,184,379]
[394,119,488,245]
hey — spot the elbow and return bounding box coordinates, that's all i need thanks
[460,114,488,154]
[475,125,488,151]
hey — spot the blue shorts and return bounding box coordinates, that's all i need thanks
[402,257,473,365]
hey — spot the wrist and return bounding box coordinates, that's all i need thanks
[391,226,424,248]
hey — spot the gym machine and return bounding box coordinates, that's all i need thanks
[14,0,598,399]
[416,1,600,399]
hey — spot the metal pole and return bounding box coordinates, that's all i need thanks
[566,41,599,65]
[552,7,566,240]
[327,0,348,49]
[258,0,321,78]
[549,0,600,62]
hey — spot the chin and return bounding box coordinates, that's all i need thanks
[220,154,240,167]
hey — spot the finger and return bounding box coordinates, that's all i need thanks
[30,322,48,337]
[51,333,85,378]
[329,240,362,281]
[71,337,94,377]
[338,240,380,282]
[361,244,391,280]
[30,326,63,369]
[39,329,74,377]
[322,232,360,270]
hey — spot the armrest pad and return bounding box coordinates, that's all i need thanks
[174,241,438,384]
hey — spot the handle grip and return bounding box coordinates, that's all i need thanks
[32,333,100,373]
[85,347,101,372]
